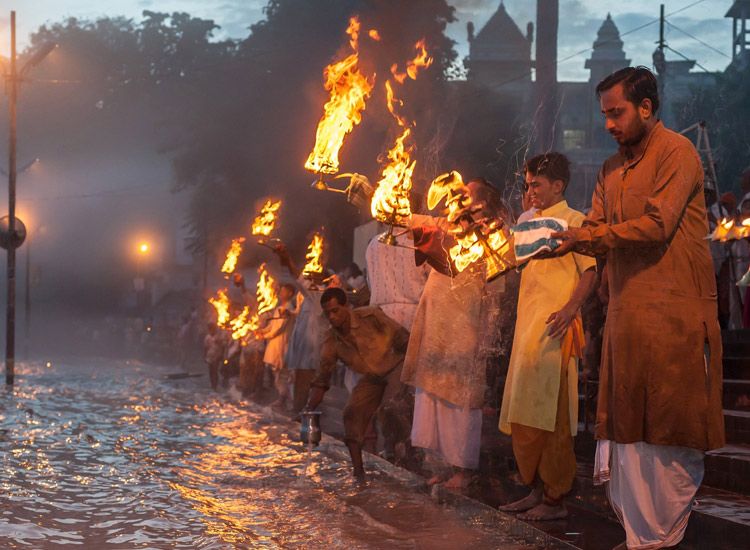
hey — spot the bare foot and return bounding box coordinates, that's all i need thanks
[426,472,450,486]
[442,471,473,489]
[497,488,543,512]
[517,502,568,521]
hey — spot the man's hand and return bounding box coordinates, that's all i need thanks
[272,242,291,263]
[550,229,581,257]
[546,303,577,339]
[305,386,326,411]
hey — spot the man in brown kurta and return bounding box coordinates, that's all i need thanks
[306,287,409,481]
[553,67,723,549]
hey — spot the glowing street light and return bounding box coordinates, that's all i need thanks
[139,242,150,254]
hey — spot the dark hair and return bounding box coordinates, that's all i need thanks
[467,178,509,219]
[280,283,296,294]
[348,262,362,277]
[320,287,347,307]
[596,66,660,114]
[524,152,571,192]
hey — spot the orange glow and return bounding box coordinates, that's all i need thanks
[304,17,375,175]
[251,199,282,238]
[302,233,325,276]
[221,238,245,274]
[208,289,231,327]
[138,242,150,254]
[368,29,381,41]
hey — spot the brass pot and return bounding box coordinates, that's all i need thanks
[300,411,322,446]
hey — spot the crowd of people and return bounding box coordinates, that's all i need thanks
[201,67,727,550]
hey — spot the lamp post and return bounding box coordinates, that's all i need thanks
[3,10,56,385]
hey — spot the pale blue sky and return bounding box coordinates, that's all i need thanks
[0,0,734,80]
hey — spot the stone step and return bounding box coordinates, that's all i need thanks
[723,379,750,410]
[724,356,750,380]
[704,444,750,496]
[725,409,750,445]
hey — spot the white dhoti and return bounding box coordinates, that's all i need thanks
[411,389,482,470]
[594,440,704,549]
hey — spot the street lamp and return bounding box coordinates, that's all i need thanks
[3,10,57,385]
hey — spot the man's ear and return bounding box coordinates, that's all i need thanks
[554,179,565,195]
[639,98,653,119]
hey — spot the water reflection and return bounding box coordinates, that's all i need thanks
[0,360,535,548]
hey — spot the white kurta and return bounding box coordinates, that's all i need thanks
[365,230,430,331]
[594,440,704,549]
[258,303,295,371]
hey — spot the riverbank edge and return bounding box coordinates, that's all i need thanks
[250,401,577,550]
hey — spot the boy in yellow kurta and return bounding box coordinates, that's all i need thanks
[498,153,597,521]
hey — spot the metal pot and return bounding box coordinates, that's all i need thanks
[299,410,322,446]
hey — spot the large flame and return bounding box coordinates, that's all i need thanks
[370,41,433,225]
[369,90,415,222]
[303,233,325,276]
[304,17,375,175]
[251,199,282,238]
[221,238,245,274]
[208,289,231,327]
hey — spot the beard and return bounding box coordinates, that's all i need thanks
[615,119,649,147]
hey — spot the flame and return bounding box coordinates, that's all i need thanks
[303,233,325,276]
[370,41,432,225]
[251,199,282,238]
[208,289,231,327]
[221,238,245,274]
[428,171,510,274]
[390,39,433,84]
[255,263,278,316]
[710,217,745,241]
[368,29,381,41]
[304,17,375,175]
[229,306,264,341]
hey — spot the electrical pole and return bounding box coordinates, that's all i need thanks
[653,4,667,111]
[6,11,18,385]
[24,234,30,359]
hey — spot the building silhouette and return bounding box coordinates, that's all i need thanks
[463,1,729,208]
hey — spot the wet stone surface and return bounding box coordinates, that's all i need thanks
[0,360,547,549]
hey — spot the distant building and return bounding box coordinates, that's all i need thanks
[463,2,728,208]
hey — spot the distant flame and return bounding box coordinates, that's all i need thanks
[710,217,746,241]
[370,40,433,225]
[390,39,433,84]
[229,306,254,341]
[303,233,325,276]
[368,29,381,41]
[251,199,282,238]
[221,238,245,274]
[304,17,375,175]
[208,289,231,327]
[255,263,278,316]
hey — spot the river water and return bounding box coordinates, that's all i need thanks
[0,359,543,549]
